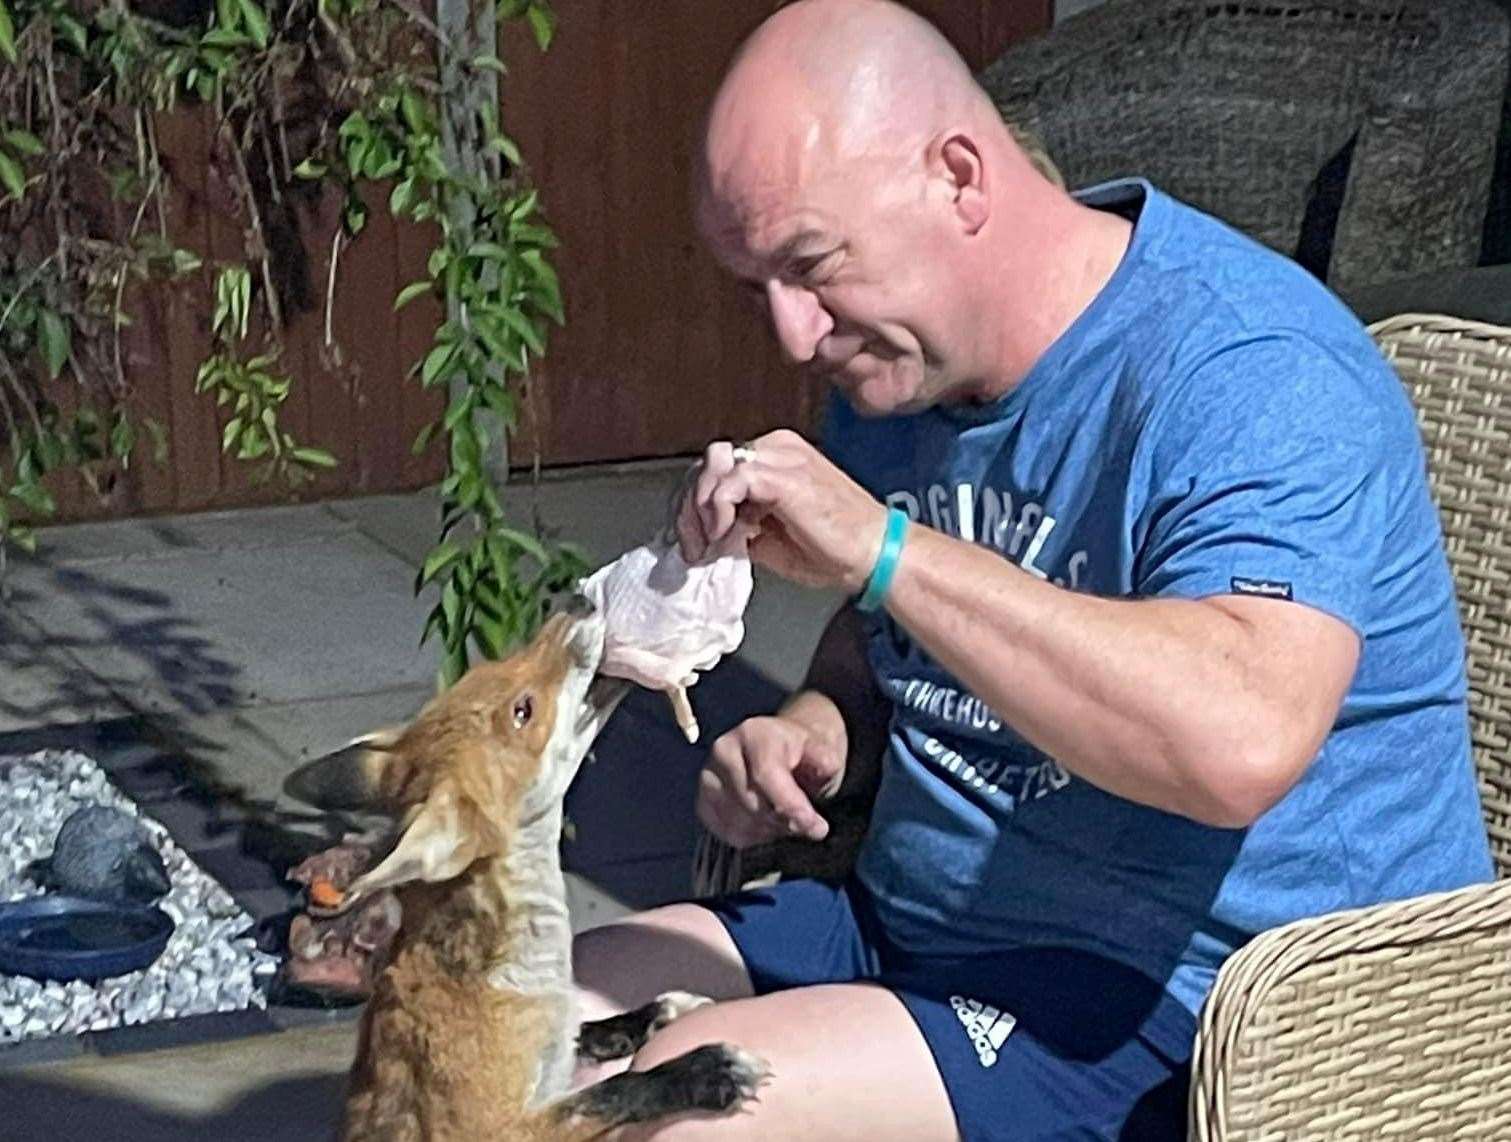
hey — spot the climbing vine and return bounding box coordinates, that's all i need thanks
[0,0,584,683]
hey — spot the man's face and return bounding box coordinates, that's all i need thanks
[698,152,964,418]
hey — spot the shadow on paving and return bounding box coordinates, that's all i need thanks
[0,1069,347,1141]
[0,564,241,725]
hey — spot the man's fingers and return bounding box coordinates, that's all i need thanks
[748,757,829,841]
[793,740,845,803]
[694,443,736,547]
[696,776,780,849]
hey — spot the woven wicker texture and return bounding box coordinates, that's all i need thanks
[1191,878,1511,1140]
[1374,315,1511,875]
[1192,315,1511,1141]
[977,0,1510,295]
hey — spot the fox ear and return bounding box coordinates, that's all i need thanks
[344,780,504,903]
[282,727,406,812]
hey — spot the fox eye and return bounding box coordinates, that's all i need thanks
[512,695,534,729]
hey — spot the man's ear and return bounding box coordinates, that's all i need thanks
[282,727,406,812]
[934,131,988,235]
[343,782,504,904]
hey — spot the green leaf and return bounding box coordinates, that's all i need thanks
[399,89,432,134]
[109,413,136,461]
[418,539,464,588]
[500,307,545,355]
[3,130,43,157]
[393,280,432,311]
[526,2,555,51]
[469,54,506,75]
[222,416,244,453]
[291,446,337,468]
[498,526,549,565]
[389,177,417,217]
[488,134,522,168]
[34,429,65,470]
[512,223,558,249]
[9,481,56,516]
[36,309,70,378]
[235,0,270,48]
[170,248,203,275]
[8,526,37,554]
[420,342,458,386]
[443,392,475,430]
[441,578,462,631]
[0,150,25,201]
[235,268,251,338]
[292,157,326,180]
[199,27,251,47]
[467,241,511,262]
[343,192,367,237]
[0,0,16,65]
[55,12,87,54]
[410,420,438,456]
[473,610,507,658]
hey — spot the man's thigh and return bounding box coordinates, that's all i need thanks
[573,903,755,1025]
[617,982,959,1142]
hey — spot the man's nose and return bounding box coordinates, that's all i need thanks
[766,280,833,364]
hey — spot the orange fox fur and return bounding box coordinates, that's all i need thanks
[287,611,637,1140]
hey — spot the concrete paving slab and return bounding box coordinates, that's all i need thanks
[20,503,355,567]
[5,532,440,715]
[0,1022,355,1140]
[0,605,126,732]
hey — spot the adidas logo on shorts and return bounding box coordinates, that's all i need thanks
[949,994,1016,1068]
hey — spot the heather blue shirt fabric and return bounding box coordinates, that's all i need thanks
[822,178,1495,1014]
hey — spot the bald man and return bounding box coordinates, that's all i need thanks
[570,2,1495,1138]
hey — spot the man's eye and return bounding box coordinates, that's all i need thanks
[512,696,534,729]
[793,252,838,281]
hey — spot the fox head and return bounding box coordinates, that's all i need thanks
[282,599,626,910]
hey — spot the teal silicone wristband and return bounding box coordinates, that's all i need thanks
[857,507,909,613]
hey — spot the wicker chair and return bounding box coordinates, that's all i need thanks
[975,0,1510,296]
[690,314,1511,1138]
[1192,314,1511,1140]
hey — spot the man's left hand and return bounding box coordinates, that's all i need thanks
[677,429,887,592]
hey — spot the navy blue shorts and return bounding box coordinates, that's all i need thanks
[700,878,1196,1141]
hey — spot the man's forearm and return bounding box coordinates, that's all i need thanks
[885,525,1349,827]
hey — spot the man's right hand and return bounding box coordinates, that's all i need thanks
[697,713,846,849]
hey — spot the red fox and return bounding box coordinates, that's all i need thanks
[283,598,768,1140]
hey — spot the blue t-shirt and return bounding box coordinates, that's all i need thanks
[824,178,1494,1014]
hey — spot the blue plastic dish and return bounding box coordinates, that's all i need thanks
[0,895,174,983]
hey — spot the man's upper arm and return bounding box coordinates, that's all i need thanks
[1132,333,1395,763]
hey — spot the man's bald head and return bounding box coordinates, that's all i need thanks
[700,0,998,213]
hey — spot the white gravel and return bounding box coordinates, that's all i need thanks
[0,749,278,1044]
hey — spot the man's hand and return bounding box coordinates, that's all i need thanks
[677,430,887,592]
[697,714,845,848]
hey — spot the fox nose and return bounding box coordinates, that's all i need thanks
[564,593,596,618]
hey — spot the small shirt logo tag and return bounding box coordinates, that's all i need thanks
[1230,576,1293,601]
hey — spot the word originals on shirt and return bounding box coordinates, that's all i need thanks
[884,485,1090,589]
[918,734,1071,808]
[892,677,1005,735]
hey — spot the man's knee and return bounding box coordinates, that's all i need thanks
[573,903,753,1016]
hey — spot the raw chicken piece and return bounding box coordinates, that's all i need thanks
[580,529,754,742]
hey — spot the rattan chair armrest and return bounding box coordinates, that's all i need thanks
[1190,877,1511,1141]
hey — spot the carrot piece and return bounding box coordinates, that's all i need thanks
[310,878,345,909]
